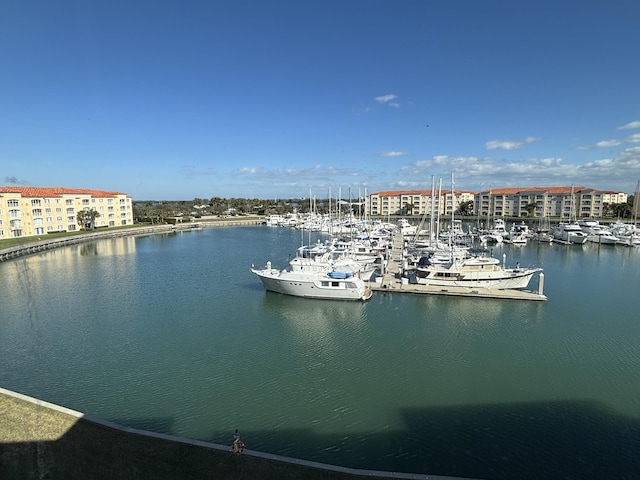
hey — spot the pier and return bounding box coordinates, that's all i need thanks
[370,233,548,301]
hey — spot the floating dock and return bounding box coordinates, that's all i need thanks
[370,233,547,301]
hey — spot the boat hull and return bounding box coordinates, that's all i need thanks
[413,268,540,290]
[251,268,372,301]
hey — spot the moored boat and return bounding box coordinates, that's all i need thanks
[408,252,541,290]
[251,261,373,301]
[552,221,588,244]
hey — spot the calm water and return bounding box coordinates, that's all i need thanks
[1,226,639,479]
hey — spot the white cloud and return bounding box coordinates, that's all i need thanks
[238,167,263,174]
[593,139,623,148]
[380,151,408,157]
[618,120,640,130]
[485,137,538,151]
[626,133,640,143]
[374,94,398,104]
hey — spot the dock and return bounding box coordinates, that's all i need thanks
[370,233,547,301]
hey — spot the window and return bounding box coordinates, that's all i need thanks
[32,208,43,216]
[66,199,73,205]
[82,199,90,205]
[66,208,74,214]
[9,209,20,217]
[11,229,22,237]
[45,208,51,213]
[34,218,43,225]
[68,224,76,231]
[7,199,19,207]
[31,199,42,206]
[10,219,22,228]
[67,216,75,223]
[46,217,52,222]
[34,227,44,235]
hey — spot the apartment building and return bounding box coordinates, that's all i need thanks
[366,186,628,218]
[366,190,475,217]
[476,187,628,219]
[0,187,133,239]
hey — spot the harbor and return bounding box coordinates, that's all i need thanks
[1,225,639,479]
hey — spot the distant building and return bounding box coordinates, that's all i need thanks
[476,187,627,218]
[365,186,628,218]
[0,186,133,239]
[366,189,475,217]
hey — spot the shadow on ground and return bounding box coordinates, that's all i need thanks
[2,390,639,480]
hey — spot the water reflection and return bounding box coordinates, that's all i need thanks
[260,292,367,349]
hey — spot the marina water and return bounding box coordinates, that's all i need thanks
[1,226,639,479]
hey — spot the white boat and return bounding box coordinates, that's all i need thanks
[578,221,618,244]
[291,242,379,281]
[479,218,506,244]
[410,253,541,290]
[397,218,417,236]
[552,222,588,244]
[251,261,373,301]
[609,222,640,246]
[503,222,529,245]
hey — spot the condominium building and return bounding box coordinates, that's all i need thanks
[476,187,628,218]
[0,187,133,239]
[366,190,475,217]
[366,186,628,218]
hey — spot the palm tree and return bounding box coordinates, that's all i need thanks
[456,200,474,216]
[525,202,537,217]
[76,208,101,230]
[404,203,414,215]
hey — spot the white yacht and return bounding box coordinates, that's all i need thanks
[479,218,506,244]
[409,252,542,290]
[609,222,640,246]
[251,261,372,301]
[578,221,618,244]
[552,222,588,244]
[503,222,529,245]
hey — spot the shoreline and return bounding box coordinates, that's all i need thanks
[0,219,263,262]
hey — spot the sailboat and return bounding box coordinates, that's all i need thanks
[552,185,588,244]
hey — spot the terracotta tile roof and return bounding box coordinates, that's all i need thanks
[373,189,475,196]
[0,186,129,198]
[477,186,588,195]
[371,186,622,196]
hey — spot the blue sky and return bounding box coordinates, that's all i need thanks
[2,1,640,200]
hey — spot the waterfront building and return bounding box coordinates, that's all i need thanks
[0,186,133,239]
[366,189,475,217]
[365,186,628,219]
[476,187,627,219]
